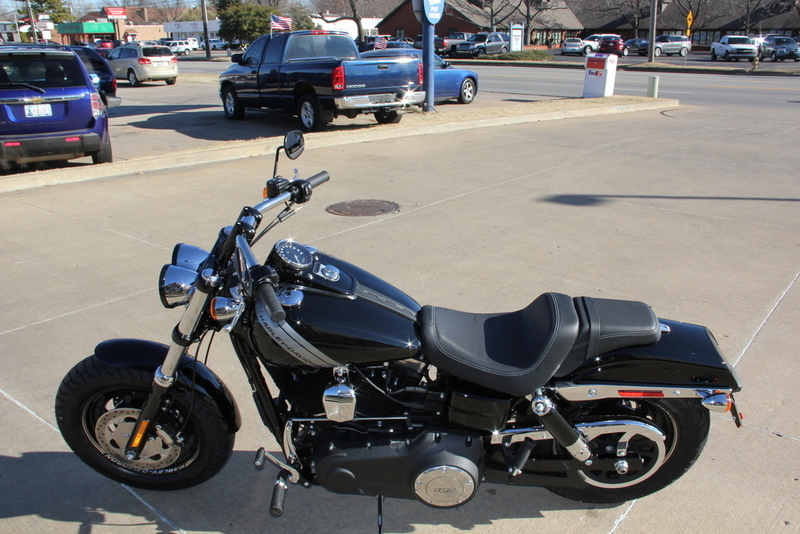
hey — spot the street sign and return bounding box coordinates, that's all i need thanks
[686,10,694,36]
[411,0,445,25]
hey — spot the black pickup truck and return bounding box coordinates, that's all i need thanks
[219,30,425,131]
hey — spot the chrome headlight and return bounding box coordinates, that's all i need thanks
[158,244,210,308]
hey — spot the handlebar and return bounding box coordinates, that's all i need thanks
[257,282,286,323]
[253,171,329,216]
[306,171,329,189]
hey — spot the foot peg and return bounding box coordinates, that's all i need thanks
[270,469,291,517]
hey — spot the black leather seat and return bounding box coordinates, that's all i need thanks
[419,294,662,397]
[419,293,580,397]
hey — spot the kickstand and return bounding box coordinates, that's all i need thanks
[376,495,384,534]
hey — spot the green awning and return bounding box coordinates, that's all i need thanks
[57,22,116,35]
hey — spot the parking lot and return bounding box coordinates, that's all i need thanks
[1,59,799,533]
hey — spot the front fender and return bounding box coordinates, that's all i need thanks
[95,339,242,433]
[565,320,742,392]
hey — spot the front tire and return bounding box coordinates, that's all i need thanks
[654,47,662,57]
[55,355,235,491]
[458,77,476,104]
[548,399,709,503]
[222,86,245,120]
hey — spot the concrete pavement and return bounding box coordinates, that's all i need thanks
[1,91,799,534]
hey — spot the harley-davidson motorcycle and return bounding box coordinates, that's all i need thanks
[56,131,742,528]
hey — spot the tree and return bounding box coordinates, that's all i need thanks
[576,0,650,36]
[218,2,274,43]
[516,0,578,45]
[21,0,72,23]
[311,0,401,42]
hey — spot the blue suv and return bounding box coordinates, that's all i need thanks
[1,44,112,169]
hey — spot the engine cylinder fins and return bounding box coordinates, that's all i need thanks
[413,466,478,507]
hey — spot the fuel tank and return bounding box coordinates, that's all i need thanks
[245,248,422,367]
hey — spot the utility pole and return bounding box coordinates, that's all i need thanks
[648,0,657,62]
[25,0,38,42]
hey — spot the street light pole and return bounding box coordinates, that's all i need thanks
[201,0,211,59]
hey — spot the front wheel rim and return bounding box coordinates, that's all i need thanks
[300,102,315,129]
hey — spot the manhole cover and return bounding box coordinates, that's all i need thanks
[325,200,400,217]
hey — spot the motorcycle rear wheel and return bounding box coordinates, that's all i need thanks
[548,398,709,503]
[55,355,235,490]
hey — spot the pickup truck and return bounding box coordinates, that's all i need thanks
[440,33,474,57]
[711,35,758,61]
[219,30,425,131]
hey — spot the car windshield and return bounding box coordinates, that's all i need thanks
[143,47,174,57]
[467,34,488,43]
[773,37,793,45]
[565,39,581,43]
[0,55,85,88]
[728,37,752,44]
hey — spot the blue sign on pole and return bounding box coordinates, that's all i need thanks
[423,0,444,24]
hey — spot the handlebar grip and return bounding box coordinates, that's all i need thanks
[307,171,329,189]
[257,283,286,324]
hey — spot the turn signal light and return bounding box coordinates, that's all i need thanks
[618,390,665,398]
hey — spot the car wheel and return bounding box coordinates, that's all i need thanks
[771,52,777,61]
[622,47,629,56]
[183,49,190,56]
[222,86,245,120]
[710,50,717,61]
[127,70,140,87]
[91,141,113,164]
[458,77,476,104]
[374,109,401,124]
[583,46,592,55]
[166,78,177,85]
[296,93,327,132]
[679,47,687,57]
[500,46,508,54]
[476,48,485,57]
[654,47,662,57]
[724,51,731,61]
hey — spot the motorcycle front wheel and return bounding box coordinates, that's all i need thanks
[548,398,709,503]
[55,355,235,490]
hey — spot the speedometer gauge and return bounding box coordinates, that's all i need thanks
[274,239,314,270]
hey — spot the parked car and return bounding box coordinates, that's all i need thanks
[68,45,121,109]
[454,32,509,58]
[624,38,648,53]
[200,39,226,50]
[166,40,192,56]
[640,35,692,57]
[710,35,758,61]
[186,38,199,50]
[0,43,112,167]
[581,34,619,54]
[359,41,415,52]
[440,32,474,57]
[106,43,178,86]
[361,48,478,104]
[759,35,799,61]
[560,38,585,56]
[599,35,627,56]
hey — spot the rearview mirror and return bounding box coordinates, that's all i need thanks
[231,53,243,63]
[284,130,305,160]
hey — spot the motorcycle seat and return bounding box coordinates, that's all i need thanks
[419,292,580,397]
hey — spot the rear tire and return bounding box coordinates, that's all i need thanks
[166,78,177,85]
[127,70,140,87]
[374,109,402,124]
[91,141,113,164]
[55,355,235,491]
[297,93,327,132]
[547,399,709,503]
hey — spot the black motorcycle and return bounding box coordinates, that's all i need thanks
[56,131,742,528]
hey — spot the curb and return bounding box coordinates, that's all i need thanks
[0,98,678,194]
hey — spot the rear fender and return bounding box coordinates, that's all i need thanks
[94,338,241,433]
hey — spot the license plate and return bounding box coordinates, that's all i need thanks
[370,94,394,104]
[25,103,52,118]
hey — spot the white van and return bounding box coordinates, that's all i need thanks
[166,40,191,56]
[186,38,199,50]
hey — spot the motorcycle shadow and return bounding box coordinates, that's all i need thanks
[0,450,619,532]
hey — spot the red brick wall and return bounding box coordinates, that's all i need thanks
[377,1,483,39]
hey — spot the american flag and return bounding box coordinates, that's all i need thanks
[374,36,387,50]
[270,14,292,31]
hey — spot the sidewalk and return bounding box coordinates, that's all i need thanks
[1,84,798,534]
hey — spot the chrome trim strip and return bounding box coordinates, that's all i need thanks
[0,93,87,104]
[334,91,425,110]
[551,383,733,402]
